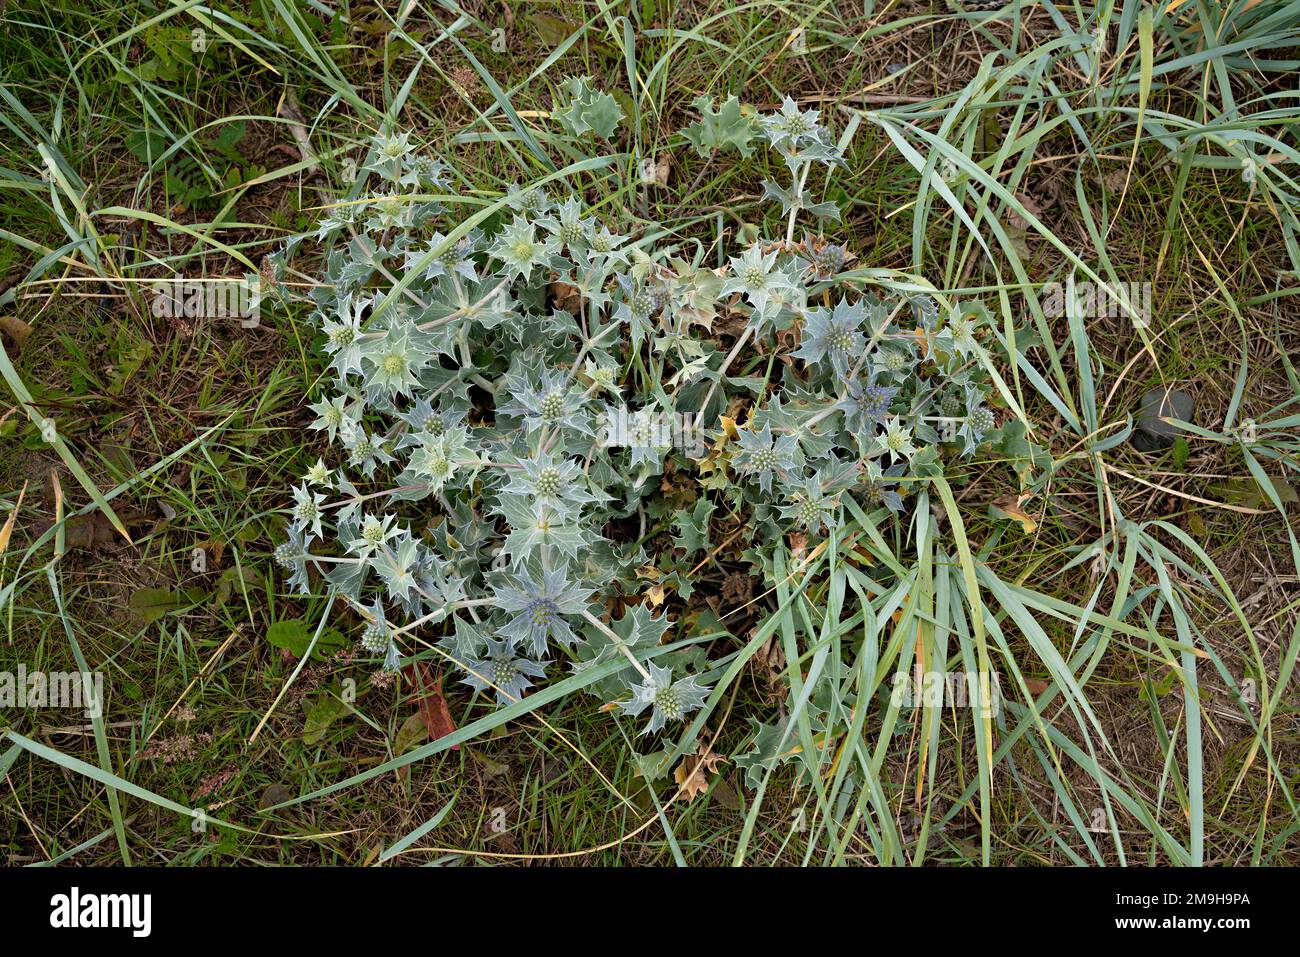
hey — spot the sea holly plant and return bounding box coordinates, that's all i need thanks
[272,94,1013,752]
[759,97,848,237]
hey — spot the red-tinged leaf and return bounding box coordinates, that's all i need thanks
[403,662,459,749]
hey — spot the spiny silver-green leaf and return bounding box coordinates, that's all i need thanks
[682,95,760,158]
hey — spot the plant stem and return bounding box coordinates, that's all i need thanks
[581,609,652,681]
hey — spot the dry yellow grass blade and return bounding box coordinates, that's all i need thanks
[0,479,27,554]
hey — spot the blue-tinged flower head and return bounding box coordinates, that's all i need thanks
[797,233,849,279]
[497,363,591,436]
[839,377,899,435]
[462,637,548,705]
[494,566,594,657]
[396,399,467,449]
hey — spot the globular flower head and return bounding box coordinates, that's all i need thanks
[366,129,413,174]
[734,424,800,494]
[613,273,668,347]
[347,512,401,558]
[839,378,899,435]
[365,192,415,232]
[504,182,554,217]
[305,458,334,488]
[359,599,392,654]
[760,97,823,149]
[507,450,599,507]
[462,637,548,705]
[404,154,449,189]
[958,388,996,454]
[859,460,906,513]
[320,296,367,380]
[396,398,467,447]
[494,566,594,657]
[943,307,981,357]
[498,364,591,436]
[812,245,845,276]
[722,244,801,333]
[799,233,848,279]
[794,297,867,376]
[490,215,559,282]
[308,393,361,445]
[360,325,431,400]
[405,425,475,495]
[290,482,326,538]
[875,341,917,379]
[969,405,995,435]
[343,427,396,479]
[620,663,710,735]
[725,243,779,299]
[874,417,917,464]
[581,224,630,268]
[584,359,619,396]
[537,196,594,251]
[274,524,315,594]
[415,231,481,283]
[778,474,838,534]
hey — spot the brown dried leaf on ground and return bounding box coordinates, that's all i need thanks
[989,492,1038,534]
[549,280,583,314]
[674,740,727,803]
[402,662,459,749]
[754,633,788,702]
